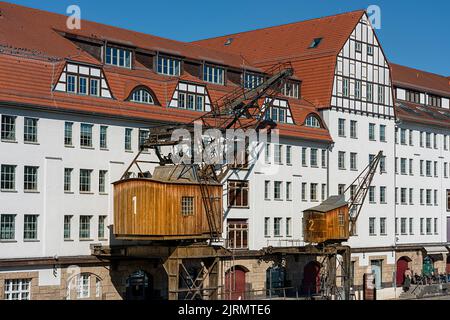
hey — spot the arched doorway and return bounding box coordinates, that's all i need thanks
[126,270,153,300]
[396,257,411,287]
[266,266,286,297]
[224,266,247,300]
[301,261,321,295]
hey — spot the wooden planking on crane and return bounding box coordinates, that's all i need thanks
[113,166,223,240]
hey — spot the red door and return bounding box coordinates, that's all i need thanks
[302,261,321,295]
[225,267,246,300]
[396,257,409,286]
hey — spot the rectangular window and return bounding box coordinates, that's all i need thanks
[274,181,282,200]
[369,186,375,203]
[302,148,307,166]
[379,125,386,142]
[264,218,270,237]
[400,129,406,145]
[302,183,307,201]
[367,44,374,56]
[405,90,420,103]
[64,168,72,192]
[434,218,438,235]
[125,128,132,151]
[78,77,87,95]
[286,146,292,165]
[265,143,271,164]
[1,165,16,191]
[409,188,414,205]
[338,184,346,195]
[395,187,398,204]
[409,130,414,146]
[228,180,249,207]
[400,158,407,175]
[426,189,432,205]
[380,217,386,235]
[67,75,77,93]
[367,83,374,102]
[380,156,386,173]
[444,135,448,150]
[286,218,292,237]
[310,149,318,167]
[409,218,414,235]
[321,149,327,168]
[420,218,424,235]
[355,80,361,99]
[409,159,413,175]
[420,131,424,147]
[428,94,442,108]
[23,215,38,240]
[0,214,15,240]
[378,85,385,104]
[420,160,424,176]
[350,120,357,139]
[426,132,431,148]
[79,216,91,239]
[4,279,31,300]
[157,55,181,76]
[434,161,438,177]
[274,218,282,237]
[355,41,362,53]
[338,151,346,170]
[181,196,195,216]
[401,218,407,235]
[106,46,132,68]
[434,190,438,206]
[420,189,424,205]
[243,72,264,89]
[23,118,38,143]
[342,78,349,97]
[401,188,407,204]
[64,215,72,240]
[64,122,73,146]
[24,166,38,191]
[264,181,270,200]
[380,186,386,203]
[79,169,92,193]
[98,216,107,239]
[426,161,432,177]
[426,218,432,235]
[80,124,93,148]
[187,94,195,110]
[99,126,108,149]
[227,220,248,249]
[310,183,318,201]
[139,129,150,152]
[77,274,90,299]
[286,182,292,201]
[321,184,327,201]
[395,218,398,235]
[369,217,376,236]
[203,64,225,85]
[281,81,300,99]
[274,145,282,164]
[338,118,346,137]
[90,78,99,96]
[350,152,357,170]
[369,123,375,141]
[434,134,438,149]
[1,115,16,141]
[447,190,450,212]
[444,163,448,178]
[99,170,107,194]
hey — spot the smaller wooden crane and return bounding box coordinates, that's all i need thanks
[302,150,383,299]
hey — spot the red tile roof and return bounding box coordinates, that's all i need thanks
[390,63,450,98]
[193,10,366,107]
[0,2,332,143]
[396,101,450,129]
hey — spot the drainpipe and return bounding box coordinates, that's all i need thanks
[393,119,401,298]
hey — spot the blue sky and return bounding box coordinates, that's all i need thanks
[6,0,450,75]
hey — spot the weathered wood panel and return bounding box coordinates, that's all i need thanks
[114,179,223,240]
[303,206,350,244]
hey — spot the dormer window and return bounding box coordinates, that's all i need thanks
[169,82,212,112]
[305,115,322,128]
[129,88,155,105]
[243,72,264,89]
[203,64,225,85]
[105,46,132,69]
[309,38,322,49]
[355,41,362,53]
[55,63,112,99]
[157,55,181,76]
[264,98,294,124]
[281,81,300,99]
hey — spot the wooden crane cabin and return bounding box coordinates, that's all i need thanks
[113,165,223,241]
[303,195,350,244]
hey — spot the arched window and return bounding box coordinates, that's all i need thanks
[130,88,154,105]
[305,115,321,128]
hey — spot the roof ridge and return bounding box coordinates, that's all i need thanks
[191,9,366,43]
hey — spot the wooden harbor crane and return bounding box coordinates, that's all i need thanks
[302,150,383,300]
[111,63,294,300]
